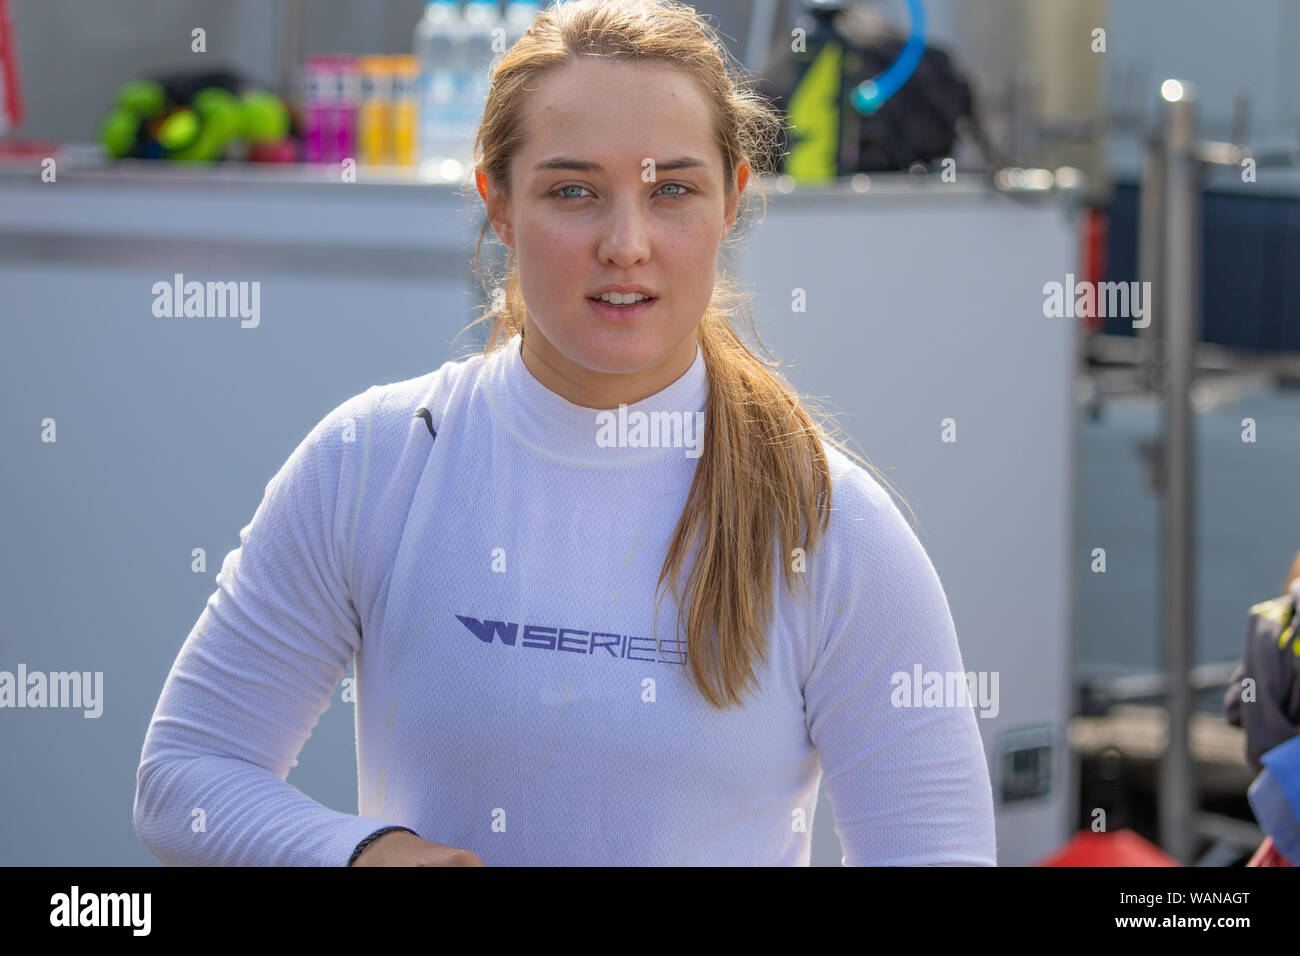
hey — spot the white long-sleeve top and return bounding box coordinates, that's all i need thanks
[133,332,997,866]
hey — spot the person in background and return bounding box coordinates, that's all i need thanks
[1224,548,1300,865]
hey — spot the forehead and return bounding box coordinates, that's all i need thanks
[520,58,717,171]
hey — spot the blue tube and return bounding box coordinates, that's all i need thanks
[850,0,927,116]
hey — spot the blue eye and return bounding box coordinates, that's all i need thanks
[550,183,694,200]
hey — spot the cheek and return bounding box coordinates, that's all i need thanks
[528,216,576,245]
[516,218,583,296]
[662,224,720,291]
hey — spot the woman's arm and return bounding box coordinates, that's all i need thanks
[132,387,409,866]
[803,469,997,866]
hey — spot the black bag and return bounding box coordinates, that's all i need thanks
[759,1,976,175]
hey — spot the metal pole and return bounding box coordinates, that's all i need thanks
[275,0,305,104]
[743,0,781,75]
[1158,81,1199,865]
[1137,134,1164,394]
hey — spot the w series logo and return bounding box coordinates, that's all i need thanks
[455,615,688,666]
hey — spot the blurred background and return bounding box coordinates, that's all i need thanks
[2,0,1298,867]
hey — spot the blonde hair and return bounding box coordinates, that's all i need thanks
[457,0,912,709]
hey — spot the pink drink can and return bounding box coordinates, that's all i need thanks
[330,55,358,165]
[302,55,332,164]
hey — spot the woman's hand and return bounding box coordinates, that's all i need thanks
[351,830,486,866]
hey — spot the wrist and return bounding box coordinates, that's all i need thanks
[348,826,418,866]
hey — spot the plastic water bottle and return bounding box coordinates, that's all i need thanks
[503,1,540,51]
[414,0,468,173]
[460,1,500,144]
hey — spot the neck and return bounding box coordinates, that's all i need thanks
[519,321,700,410]
[481,326,710,466]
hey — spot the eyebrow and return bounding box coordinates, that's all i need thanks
[533,156,708,173]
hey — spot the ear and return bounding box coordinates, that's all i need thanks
[477,167,515,249]
[724,159,750,234]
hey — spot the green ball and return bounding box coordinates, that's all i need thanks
[192,86,238,113]
[100,108,139,158]
[193,88,240,140]
[157,108,201,151]
[171,127,228,162]
[239,91,289,143]
[118,79,165,118]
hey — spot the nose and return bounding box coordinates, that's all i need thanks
[597,195,651,268]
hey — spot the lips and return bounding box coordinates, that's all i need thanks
[587,295,658,320]
[588,285,657,300]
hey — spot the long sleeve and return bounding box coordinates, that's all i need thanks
[133,387,412,866]
[804,468,997,866]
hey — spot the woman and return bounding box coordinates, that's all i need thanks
[133,0,996,867]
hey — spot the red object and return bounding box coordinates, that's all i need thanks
[248,139,298,163]
[1080,205,1110,333]
[0,137,57,159]
[1246,836,1294,867]
[0,0,23,132]
[1033,829,1181,866]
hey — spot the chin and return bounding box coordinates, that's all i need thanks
[567,328,669,374]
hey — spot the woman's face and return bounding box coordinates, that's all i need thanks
[478,57,749,407]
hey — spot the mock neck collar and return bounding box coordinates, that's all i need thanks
[481,332,709,467]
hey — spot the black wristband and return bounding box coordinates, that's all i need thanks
[347,826,418,866]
